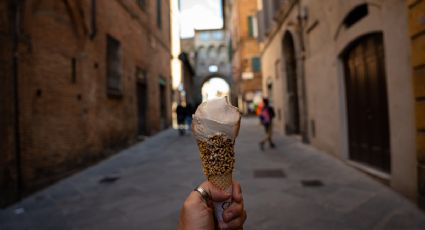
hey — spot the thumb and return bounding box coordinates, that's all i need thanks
[201,181,231,202]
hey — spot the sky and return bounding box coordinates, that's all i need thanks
[179,0,223,38]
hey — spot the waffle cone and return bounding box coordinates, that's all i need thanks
[208,173,232,190]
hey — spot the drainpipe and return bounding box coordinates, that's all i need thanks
[297,0,309,143]
[12,0,23,200]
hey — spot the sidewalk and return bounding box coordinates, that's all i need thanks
[1,117,424,229]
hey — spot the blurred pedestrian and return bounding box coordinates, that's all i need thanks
[259,98,276,150]
[176,103,187,136]
[185,103,194,130]
[178,180,247,230]
[255,101,263,116]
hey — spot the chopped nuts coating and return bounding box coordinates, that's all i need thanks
[197,134,235,177]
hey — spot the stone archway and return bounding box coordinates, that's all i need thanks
[193,73,235,106]
[190,30,235,107]
[201,76,230,101]
[282,31,301,135]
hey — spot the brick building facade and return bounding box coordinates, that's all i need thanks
[0,0,171,206]
[225,0,263,114]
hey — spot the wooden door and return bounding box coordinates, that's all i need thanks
[136,68,148,135]
[159,82,167,129]
[343,33,391,172]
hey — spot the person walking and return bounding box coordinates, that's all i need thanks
[259,98,276,150]
[176,103,187,136]
[185,103,194,129]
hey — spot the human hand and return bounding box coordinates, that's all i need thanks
[221,181,247,230]
[178,181,231,230]
[178,180,247,230]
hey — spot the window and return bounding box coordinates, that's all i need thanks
[136,68,148,135]
[90,0,97,39]
[106,35,122,96]
[247,16,254,37]
[253,16,258,37]
[159,77,167,128]
[136,67,147,83]
[207,45,215,58]
[199,32,210,41]
[156,0,162,29]
[208,65,218,73]
[247,15,258,38]
[196,46,206,59]
[252,57,261,72]
[343,4,368,28]
[212,31,224,40]
[228,39,233,61]
[135,0,146,10]
[218,45,226,58]
[242,58,249,69]
[242,72,254,80]
[71,58,76,83]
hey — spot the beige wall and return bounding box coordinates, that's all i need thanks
[262,0,417,199]
[261,28,286,133]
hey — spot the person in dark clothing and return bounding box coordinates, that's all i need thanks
[259,98,276,150]
[185,103,194,129]
[176,103,187,136]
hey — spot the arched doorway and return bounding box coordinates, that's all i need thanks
[201,77,230,101]
[342,33,390,173]
[283,32,301,134]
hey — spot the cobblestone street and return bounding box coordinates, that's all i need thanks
[1,117,425,230]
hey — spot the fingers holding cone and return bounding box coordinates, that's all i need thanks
[221,181,247,230]
[198,181,232,206]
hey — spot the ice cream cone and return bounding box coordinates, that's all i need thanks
[196,134,235,190]
[209,173,233,227]
[208,173,233,191]
[192,97,241,228]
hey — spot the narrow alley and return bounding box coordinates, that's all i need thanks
[1,118,424,230]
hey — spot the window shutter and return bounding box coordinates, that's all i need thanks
[228,39,233,61]
[247,16,254,37]
[252,57,261,72]
[106,35,122,96]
